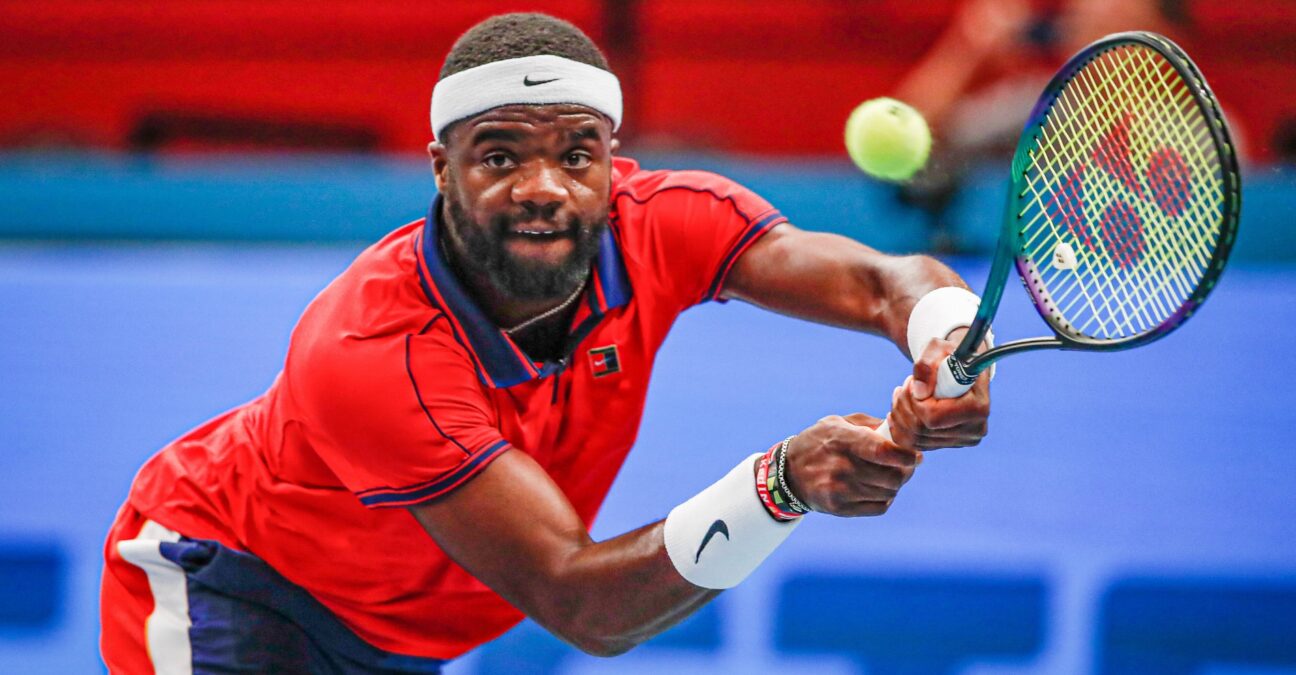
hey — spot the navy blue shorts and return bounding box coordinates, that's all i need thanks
[104,516,447,674]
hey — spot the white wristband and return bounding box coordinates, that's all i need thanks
[906,287,995,377]
[663,453,801,589]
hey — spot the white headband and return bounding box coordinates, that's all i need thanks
[430,54,622,140]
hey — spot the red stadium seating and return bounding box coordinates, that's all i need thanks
[3,0,1293,159]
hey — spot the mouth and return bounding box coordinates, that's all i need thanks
[504,219,578,245]
[506,217,573,234]
[508,227,570,240]
[502,222,576,263]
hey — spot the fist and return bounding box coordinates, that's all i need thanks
[783,413,923,517]
[886,335,991,451]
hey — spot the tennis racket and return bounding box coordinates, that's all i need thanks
[878,31,1240,441]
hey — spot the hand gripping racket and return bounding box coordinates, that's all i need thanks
[878,31,1241,441]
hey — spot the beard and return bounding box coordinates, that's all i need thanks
[443,194,607,302]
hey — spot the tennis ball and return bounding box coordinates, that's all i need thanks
[844,97,931,182]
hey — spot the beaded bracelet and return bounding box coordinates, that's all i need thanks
[775,437,810,514]
[756,436,809,521]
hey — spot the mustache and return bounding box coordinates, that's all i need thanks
[491,209,587,237]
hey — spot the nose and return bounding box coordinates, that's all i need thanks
[511,162,568,211]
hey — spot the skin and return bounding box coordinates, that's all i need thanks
[430,105,617,333]
[415,103,990,656]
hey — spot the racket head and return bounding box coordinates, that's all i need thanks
[998,31,1240,354]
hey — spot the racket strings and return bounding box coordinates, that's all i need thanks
[1018,42,1225,341]
[1023,65,1166,334]
[1042,50,1197,333]
[1054,48,1220,335]
[1072,49,1210,330]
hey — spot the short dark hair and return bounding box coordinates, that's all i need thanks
[439,13,610,80]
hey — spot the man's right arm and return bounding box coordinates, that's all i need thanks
[407,413,923,656]
[409,449,713,657]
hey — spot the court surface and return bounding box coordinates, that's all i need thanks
[1,242,1292,674]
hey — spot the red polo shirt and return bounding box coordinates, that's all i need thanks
[124,156,786,658]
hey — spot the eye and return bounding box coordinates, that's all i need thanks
[563,151,592,170]
[483,152,515,170]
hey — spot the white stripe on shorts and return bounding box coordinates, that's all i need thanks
[117,520,193,675]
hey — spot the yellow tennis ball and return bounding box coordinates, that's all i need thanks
[844,97,931,182]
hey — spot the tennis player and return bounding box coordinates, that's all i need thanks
[100,13,991,674]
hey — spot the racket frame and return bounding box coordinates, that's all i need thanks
[949,31,1241,383]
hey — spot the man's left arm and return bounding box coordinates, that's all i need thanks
[722,223,990,450]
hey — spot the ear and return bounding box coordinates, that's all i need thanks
[428,141,449,193]
[610,138,620,155]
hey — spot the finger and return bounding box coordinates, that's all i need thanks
[911,339,957,400]
[900,415,988,447]
[835,412,901,450]
[834,420,922,468]
[904,452,924,482]
[863,442,922,468]
[882,414,920,452]
[841,481,900,503]
[841,411,883,429]
[910,427,986,445]
[909,433,983,450]
[911,393,991,430]
[886,385,923,448]
[846,461,908,493]
[836,498,894,518]
[850,445,922,471]
[890,402,986,450]
[900,371,989,429]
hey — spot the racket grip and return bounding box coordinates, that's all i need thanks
[876,355,975,442]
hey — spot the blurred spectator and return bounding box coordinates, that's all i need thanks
[892,0,1196,253]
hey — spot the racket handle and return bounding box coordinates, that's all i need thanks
[875,355,975,442]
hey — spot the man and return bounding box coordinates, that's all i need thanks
[101,13,991,674]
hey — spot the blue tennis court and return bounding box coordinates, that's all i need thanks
[1,237,1293,673]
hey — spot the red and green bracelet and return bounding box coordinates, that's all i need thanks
[756,436,809,521]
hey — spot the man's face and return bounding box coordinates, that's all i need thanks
[430,104,616,302]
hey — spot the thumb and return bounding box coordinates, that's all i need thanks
[911,359,935,400]
[911,341,949,400]
[842,411,883,429]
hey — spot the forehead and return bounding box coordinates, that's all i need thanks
[449,104,611,146]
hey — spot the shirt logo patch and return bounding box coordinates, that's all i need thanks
[588,345,621,378]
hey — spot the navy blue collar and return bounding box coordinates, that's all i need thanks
[415,197,632,388]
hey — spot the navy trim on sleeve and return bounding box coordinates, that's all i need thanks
[610,183,787,306]
[357,440,512,508]
[703,209,786,302]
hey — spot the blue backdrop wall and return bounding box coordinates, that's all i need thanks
[4,152,1295,261]
[1,154,1294,674]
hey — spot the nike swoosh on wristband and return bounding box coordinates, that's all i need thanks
[523,75,560,86]
[694,519,730,563]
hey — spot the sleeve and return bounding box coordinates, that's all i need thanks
[293,315,510,509]
[622,170,788,308]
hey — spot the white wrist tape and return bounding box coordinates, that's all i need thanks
[430,55,623,139]
[907,287,995,380]
[663,453,801,589]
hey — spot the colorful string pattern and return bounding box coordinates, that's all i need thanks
[1018,41,1225,341]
